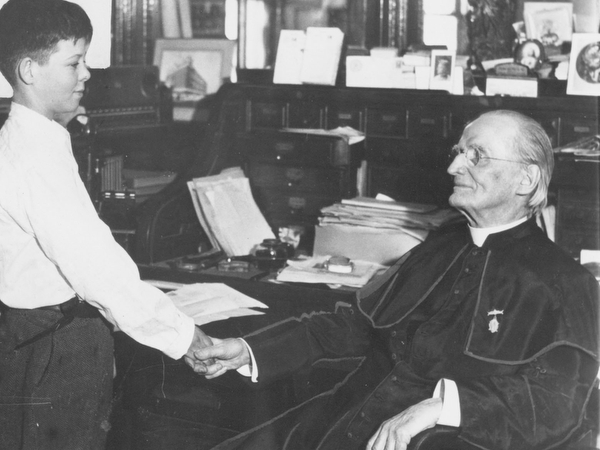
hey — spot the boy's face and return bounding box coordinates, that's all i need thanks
[31,38,90,120]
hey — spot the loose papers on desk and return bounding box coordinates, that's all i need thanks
[166,283,268,326]
[187,167,275,256]
[276,255,382,288]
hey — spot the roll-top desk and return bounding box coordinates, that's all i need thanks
[135,83,599,263]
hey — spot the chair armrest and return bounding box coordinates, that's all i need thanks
[408,425,463,450]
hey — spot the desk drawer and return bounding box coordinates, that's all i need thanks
[558,202,600,231]
[247,163,349,194]
[366,108,408,138]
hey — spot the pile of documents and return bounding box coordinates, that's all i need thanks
[318,196,464,240]
[187,167,275,256]
[275,255,383,288]
[313,196,465,266]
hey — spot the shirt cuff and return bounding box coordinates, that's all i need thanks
[433,378,461,427]
[236,338,258,383]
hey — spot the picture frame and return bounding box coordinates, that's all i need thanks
[566,33,600,97]
[153,38,236,102]
[429,50,455,92]
[189,0,227,38]
[523,2,573,48]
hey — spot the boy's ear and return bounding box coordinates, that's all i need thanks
[17,58,35,85]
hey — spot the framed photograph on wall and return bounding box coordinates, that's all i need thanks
[429,50,455,92]
[523,2,573,50]
[566,33,600,96]
[153,39,236,120]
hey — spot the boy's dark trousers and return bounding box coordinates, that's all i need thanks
[0,302,113,450]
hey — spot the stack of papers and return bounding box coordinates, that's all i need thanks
[318,196,464,240]
[187,167,275,256]
[276,255,382,288]
[165,282,268,326]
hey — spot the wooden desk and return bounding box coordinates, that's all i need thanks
[108,266,357,450]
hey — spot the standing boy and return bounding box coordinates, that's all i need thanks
[0,1,211,448]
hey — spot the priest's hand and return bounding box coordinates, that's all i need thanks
[191,337,250,379]
[366,397,442,450]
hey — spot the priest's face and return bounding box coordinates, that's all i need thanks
[447,114,529,228]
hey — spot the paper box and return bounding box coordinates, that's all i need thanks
[346,56,415,89]
[313,224,423,266]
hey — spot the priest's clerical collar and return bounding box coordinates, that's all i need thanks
[469,217,528,247]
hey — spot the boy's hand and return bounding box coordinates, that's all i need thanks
[192,337,250,379]
[183,326,214,374]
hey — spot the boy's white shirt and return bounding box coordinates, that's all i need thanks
[0,103,195,359]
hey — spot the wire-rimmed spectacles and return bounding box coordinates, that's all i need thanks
[449,145,526,167]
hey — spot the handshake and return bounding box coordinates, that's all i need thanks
[183,326,250,379]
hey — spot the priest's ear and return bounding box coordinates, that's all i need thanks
[517,163,541,196]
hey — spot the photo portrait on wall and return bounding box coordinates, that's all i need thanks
[567,33,600,96]
[429,50,455,91]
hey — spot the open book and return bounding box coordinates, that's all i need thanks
[273,27,344,86]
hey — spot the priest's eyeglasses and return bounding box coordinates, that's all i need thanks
[449,145,526,167]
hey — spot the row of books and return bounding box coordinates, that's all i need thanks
[99,163,177,204]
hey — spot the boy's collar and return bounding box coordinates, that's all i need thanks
[11,102,64,127]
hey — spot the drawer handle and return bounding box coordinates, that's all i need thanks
[285,168,305,186]
[288,197,306,214]
[574,126,591,133]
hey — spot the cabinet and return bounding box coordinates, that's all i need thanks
[236,131,363,241]
[552,156,600,259]
[136,83,600,263]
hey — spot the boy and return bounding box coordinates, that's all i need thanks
[0,1,211,448]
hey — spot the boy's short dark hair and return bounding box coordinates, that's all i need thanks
[0,0,93,87]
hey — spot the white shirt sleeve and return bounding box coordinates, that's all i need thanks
[236,338,258,382]
[433,378,461,427]
[0,107,195,360]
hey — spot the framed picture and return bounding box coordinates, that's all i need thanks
[153,38,236,107]
[523,2,573,48]
[566,33,600,96]
[189,0,227,38]
[429,50,455,92]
